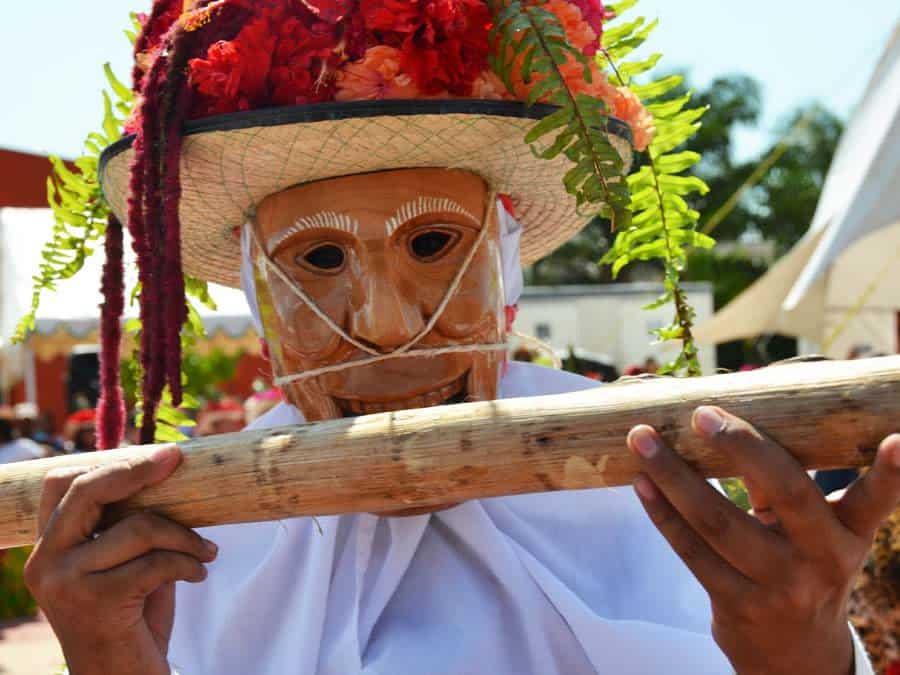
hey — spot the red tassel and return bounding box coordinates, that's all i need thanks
[161,83,192,406]
[97,216,126,450]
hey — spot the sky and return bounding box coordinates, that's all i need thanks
[1,1,897,160]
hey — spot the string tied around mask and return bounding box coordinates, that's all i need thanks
[246,191,511,386]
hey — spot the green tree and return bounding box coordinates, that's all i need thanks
[527,72,844,369]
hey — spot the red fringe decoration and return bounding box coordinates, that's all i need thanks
[132,0,184,90]
[97,216,126,450]
[114,0,253,444]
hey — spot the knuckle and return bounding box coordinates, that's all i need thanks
[720,418,760,449]
[123,512,157,540]
[695,505,732,541]
[732,597,765,624]
[821,548,860,587]
[675,527,706,564]
[837,551,862,581]
[138,551,202,590]
[67,473,96,502]
[42,468,75,493]
[646,501,677,529]
[778,475,812,510]
[124,455,155,478]
[781,584,815,615]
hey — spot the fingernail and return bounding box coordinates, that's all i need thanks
[883,434,900,468]
[628,426,660,459]
[148,444,180,464]
[634,474,658,501]
[203,539,219,557]
[694,407,725,437]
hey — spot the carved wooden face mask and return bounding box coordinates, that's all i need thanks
[248,168,506,421]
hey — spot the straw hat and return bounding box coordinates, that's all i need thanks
[100,100,632,287]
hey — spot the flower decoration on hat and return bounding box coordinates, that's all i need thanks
[15,0,713,446]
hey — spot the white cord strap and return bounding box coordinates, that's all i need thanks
[274,342,510,386]
[248,191,511,384]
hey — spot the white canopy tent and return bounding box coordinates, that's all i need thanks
[0,207,258,398]
[695,23,900,357]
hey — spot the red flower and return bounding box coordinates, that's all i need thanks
[299,0,355,23]
[887,662,900,675]
[189,4,343,115]
[269,14,341,105]
[341,11,370,61]
[190,15,276,115]
[361,0,423,37]
[362,0,490,95]
[136,0,183,56]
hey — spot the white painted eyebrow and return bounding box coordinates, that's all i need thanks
[385,197,479,236]
[267,211,360,254]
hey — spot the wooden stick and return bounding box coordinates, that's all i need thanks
[2,356,899,550]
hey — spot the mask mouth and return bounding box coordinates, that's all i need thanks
[334,371,468,416]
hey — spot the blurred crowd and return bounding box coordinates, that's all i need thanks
[0,388,283,465]
[1,343,888,468]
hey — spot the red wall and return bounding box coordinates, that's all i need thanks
[10,353,271,434]
[0,148,74,208]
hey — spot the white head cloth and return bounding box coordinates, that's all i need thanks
[240,198,524,337]
[168,361,730,674]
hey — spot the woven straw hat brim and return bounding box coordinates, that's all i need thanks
[99,100,633,288]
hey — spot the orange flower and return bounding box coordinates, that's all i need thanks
[611,86,655,151]
[543,0,599,55]
[471,70,513,100]
[335,46,419,100]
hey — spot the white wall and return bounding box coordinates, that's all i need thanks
[516,283,717,374]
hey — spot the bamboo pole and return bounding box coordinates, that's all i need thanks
[2,356,899,550]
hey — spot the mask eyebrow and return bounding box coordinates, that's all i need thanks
[385,196,479,236]
[267,211,360,254]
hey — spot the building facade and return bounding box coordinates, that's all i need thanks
[516,282,716,374]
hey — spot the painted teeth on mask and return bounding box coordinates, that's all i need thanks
[337,376,466,415]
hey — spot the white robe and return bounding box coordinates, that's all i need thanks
[167,363,871,674]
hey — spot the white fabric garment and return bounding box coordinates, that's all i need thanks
[169,362,733,674]
[240,199,525,335]
[0,438,44,464]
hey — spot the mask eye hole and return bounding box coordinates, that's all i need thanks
[297,243,346,273]
[409,229,460,262]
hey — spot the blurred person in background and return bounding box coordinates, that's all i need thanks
[15,403,64,454]
[195,398,245,437]
[244,389,283,425]
[0,408,45,463]
[63,409,97,453]
[512,346,536,363]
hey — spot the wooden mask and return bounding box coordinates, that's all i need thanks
[249,168,506,421]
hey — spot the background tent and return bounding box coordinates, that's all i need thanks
[0,207,263,421]
[694,23,900,356]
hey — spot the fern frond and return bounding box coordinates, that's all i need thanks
[10,64,129,344]
[489,0,631,228]
[599,1,714,376]
[11,53,213,441]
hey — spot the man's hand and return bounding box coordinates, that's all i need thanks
[24,445,218,675]
[627,407,900,675]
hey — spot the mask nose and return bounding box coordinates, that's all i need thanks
[351,252,426,352]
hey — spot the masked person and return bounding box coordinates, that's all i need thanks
[24,2,898,674]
